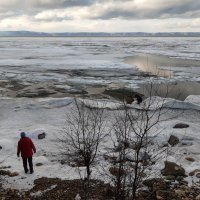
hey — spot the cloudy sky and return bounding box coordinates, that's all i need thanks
[0,0,200,32]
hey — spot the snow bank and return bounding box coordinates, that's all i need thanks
[78,99,124,110]
[185,95,200,106]
[79,96,200,111]
[21,97,73,110]
[163,100,200,111]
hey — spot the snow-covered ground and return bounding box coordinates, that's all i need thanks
[0,37,200,191]
[1,96,200,190]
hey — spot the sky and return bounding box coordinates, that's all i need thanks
[0,0,200,32]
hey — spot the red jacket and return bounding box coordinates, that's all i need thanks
[17,137,36,158]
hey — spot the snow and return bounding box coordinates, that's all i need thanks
[0,95,200,190]
[185,95,200,105]
[163,99,200,111]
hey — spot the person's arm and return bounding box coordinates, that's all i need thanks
[17,141,20,157]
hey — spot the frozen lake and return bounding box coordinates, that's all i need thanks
[0,37,200,100]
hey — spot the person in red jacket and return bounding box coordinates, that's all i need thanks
[17,132,36,174]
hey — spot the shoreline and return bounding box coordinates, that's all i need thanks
[1,79,200,101]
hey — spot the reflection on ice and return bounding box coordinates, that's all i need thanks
[125,54,200,78]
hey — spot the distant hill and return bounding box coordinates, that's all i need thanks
[0,31,50,37]
[0,31,200,37]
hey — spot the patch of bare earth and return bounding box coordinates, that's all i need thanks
[0,177,114,200]
[1,176,200,200]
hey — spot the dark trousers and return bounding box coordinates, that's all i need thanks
[22,157,33,173]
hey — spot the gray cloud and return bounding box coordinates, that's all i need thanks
[92,0,200,20]
[0,0,94,9]
[159,1,200,18]
[0,0,199,32]
[30,0,94,9]
[0,0,97,21]
[0,0,200,20]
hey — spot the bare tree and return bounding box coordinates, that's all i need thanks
[60,99,106,199]
[110,82,177,200]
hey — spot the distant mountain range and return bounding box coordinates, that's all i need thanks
[0,31,200,37]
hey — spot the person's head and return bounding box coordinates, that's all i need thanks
[20,132,26,138]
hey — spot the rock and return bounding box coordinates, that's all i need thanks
[168,135,179,146]
[10,172,19,177]
[143,178,164,189]
[135,94,143,104]
[125,95,134,104]
[36,163,43,167]
[189,169,200,176]
[185,157,195,162]
[173,123,189,129]
[196,173,200,178]
[161,161,186,177]
[125,94,143,104]
[0,170,18,177]
[109,167,126,177]
[60,160,66,165]
[38,132,46,139]
[0,145,2,150]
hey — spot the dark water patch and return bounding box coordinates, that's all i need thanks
[0,65,26,69]
[0,79,26,91]
[8,80,26,91]
[23,56,39,60]
[136,81,200,100]
[103,88,142,101]
[62,44,74,47]
[46,69,70,73]
[62,43,110,47]
[103,81,200,101]
[47,68,155,79]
